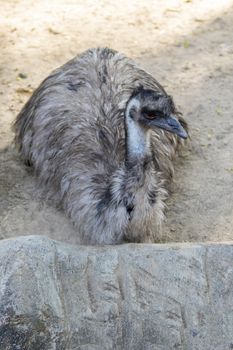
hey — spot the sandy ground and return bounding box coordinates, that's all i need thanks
[0,0,233,244]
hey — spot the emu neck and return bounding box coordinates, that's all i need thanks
[125,114,151,165]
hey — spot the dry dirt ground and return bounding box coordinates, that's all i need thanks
[0,0,233,244]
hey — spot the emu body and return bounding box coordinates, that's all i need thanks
[14,48,188,244]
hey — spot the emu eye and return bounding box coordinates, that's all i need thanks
[144,110,164,120]
[146,111,156,119]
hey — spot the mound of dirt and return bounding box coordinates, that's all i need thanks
[0,0,232,243]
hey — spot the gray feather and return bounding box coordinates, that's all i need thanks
[14,47,188,245]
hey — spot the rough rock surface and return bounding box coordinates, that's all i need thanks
[0,235,232,350]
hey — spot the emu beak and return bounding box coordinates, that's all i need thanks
[151,115,188,139]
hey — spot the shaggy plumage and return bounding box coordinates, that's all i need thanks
[14,47,188,244]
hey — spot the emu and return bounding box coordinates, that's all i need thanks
[14,47,188,245]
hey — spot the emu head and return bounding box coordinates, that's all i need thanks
[126,87,187,139]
